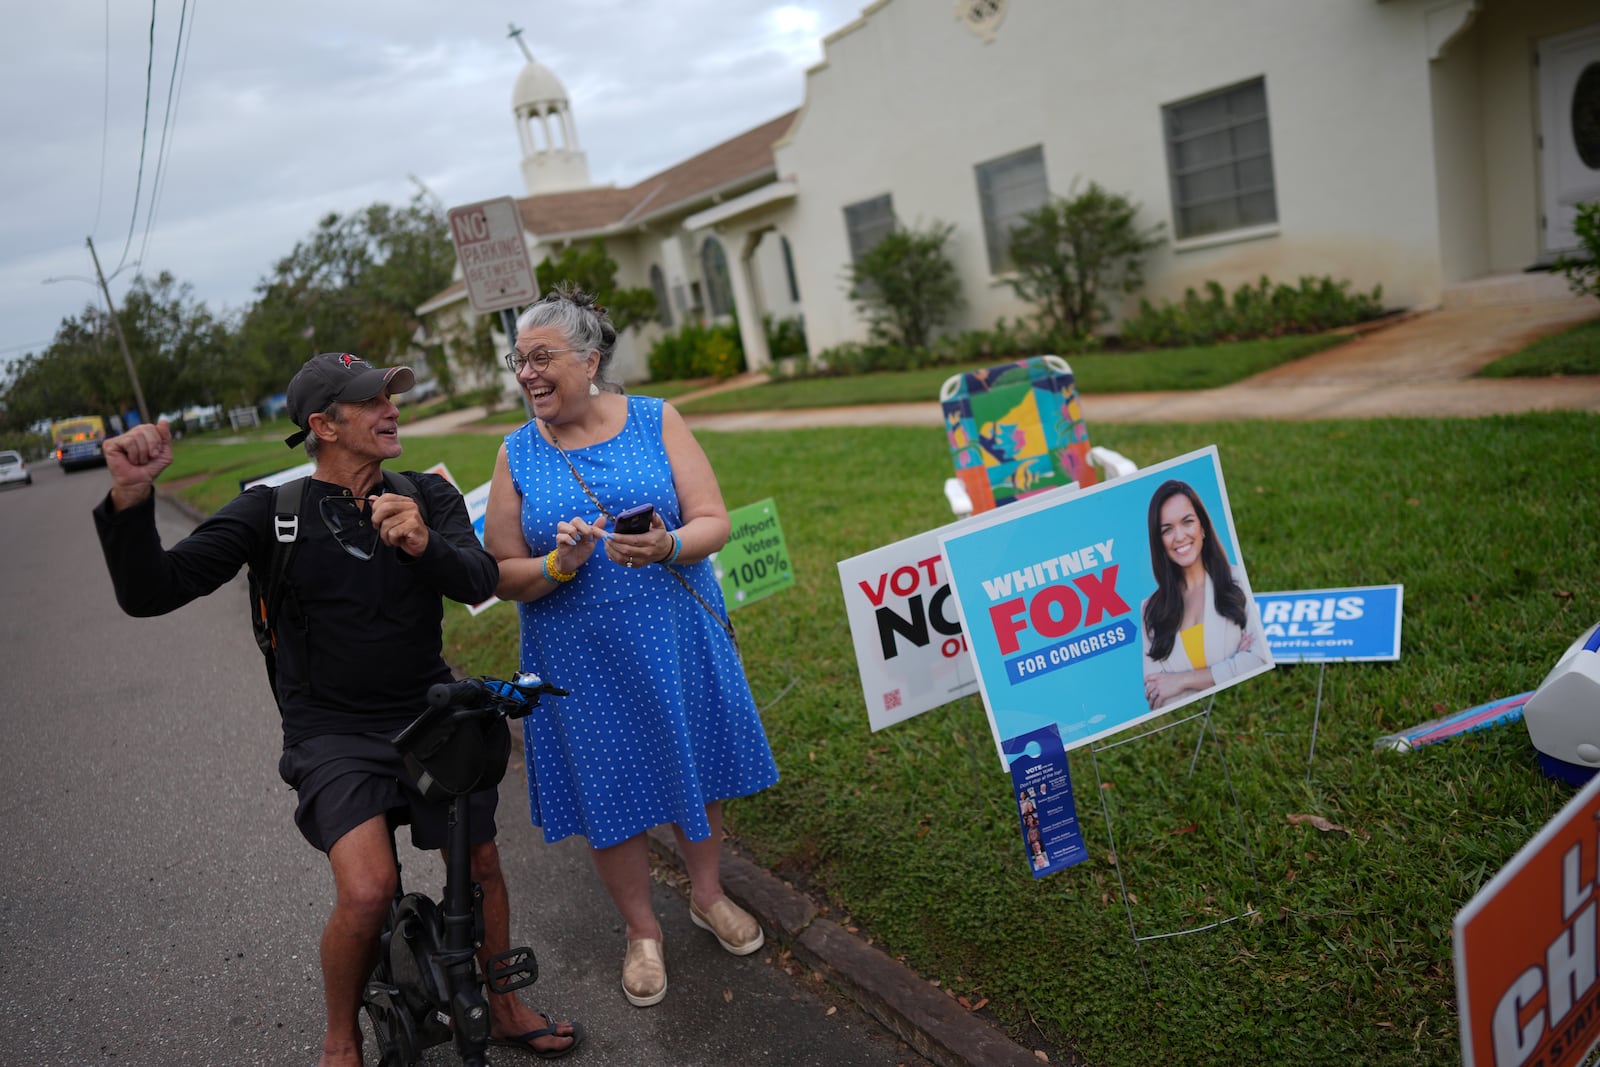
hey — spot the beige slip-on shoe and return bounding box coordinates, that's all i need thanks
[622,936,667,1007]
[690,896,765,956]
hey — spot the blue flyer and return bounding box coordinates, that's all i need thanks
[1006,725,1089,879]
[1254,585,1403,662]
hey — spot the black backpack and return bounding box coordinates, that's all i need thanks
[247,471,427,706]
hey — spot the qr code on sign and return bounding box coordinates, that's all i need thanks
[883,690,902,711]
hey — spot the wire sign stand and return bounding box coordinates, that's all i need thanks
[1086,695,1263,991]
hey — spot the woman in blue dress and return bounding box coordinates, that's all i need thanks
[484,287,779,1009]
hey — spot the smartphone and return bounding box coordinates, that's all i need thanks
[614,503,655,535]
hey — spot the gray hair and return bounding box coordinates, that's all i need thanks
[515,284,621,392]
[303,400,342,459]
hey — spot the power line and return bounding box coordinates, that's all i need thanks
[91,0,111,236]
[113,0,159,277]
[138,0,196,272]
[0,339,58,357]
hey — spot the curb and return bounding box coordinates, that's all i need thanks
[645,827,1062,1067]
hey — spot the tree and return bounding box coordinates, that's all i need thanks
[531,240,656,333]
[0,272,230,430]
[236,192,456,393]
[843,219,962,349]
[1006,181,1165,340]
[116,272,235,412]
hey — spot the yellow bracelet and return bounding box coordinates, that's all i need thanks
[544,550,577,583]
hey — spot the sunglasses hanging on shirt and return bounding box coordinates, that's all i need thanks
[319,495,382,561]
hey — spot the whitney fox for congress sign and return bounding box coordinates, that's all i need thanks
[939,447,1273,766]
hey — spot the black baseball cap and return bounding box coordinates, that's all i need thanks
[284,352,415,447]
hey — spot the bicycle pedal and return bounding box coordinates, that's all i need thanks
[486,946,538,993]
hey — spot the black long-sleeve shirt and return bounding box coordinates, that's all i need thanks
[93,471,498,746]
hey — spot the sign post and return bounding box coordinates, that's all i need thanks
[446,196,539,420]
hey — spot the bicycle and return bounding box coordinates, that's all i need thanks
[361,673,566,1067]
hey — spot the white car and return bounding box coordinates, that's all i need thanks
[0,450,31,487]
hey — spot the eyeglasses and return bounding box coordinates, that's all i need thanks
[319,495,381,561]
[504,346,579,374]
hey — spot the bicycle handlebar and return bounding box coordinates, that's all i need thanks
[425,673,568,721]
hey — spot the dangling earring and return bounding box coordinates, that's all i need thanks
[588,381,599,396]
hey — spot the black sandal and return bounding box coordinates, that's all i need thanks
[487,1013,585,1060]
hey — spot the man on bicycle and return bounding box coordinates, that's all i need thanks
[92,352,582,1065]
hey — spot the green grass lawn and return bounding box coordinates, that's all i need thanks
[157,383,1599,1064]
[1477,317,1600,378]
[411,413,1599,1067]
[673,333,1345,414]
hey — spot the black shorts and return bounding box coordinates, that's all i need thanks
[278,731,499,854]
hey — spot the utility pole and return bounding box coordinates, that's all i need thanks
[86,235,151,426]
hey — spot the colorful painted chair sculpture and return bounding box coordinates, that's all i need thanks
[939,355,1100,515]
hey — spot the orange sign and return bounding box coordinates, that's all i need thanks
[1456,772,1600,1067]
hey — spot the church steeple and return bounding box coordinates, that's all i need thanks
[509,23,591,196]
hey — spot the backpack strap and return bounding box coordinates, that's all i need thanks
[250,477,307,710]
[265,477,306,624]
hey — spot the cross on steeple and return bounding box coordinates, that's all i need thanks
[507,22,533,62]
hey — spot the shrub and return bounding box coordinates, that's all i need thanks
[764,315,809,360]
[647,320,747,381]
[1555,202,1599,300]
[1007,181,1165,340]
[1118,275,1384,349]
[844,219,963,349]
[809,342,912,376]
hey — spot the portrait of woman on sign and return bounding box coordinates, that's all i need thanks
[1139,479,1269,711]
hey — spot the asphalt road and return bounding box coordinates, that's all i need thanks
[0,460,927,1066]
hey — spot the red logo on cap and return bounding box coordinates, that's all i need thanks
[340,354,357,369]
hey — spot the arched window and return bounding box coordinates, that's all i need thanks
[700,237,733,318]
[649,264,672,327]
[779,235,800,303]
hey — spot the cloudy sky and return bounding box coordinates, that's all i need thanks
[0,1,866,369]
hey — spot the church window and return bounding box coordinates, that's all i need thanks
[700,238,734,319]
[975,145,1048,273]
[780,236,800,303]
[843,194,896,265]
[1163,78,1277,240]
[649,264,673,327]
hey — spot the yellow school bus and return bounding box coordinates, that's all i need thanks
[50,415,108,472]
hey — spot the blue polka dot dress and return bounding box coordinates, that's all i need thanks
[504,395,779,848]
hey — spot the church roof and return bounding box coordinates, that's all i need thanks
[420,109,799,315]
[517,109,798,239]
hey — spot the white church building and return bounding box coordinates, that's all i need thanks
[419,0,1600,383]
